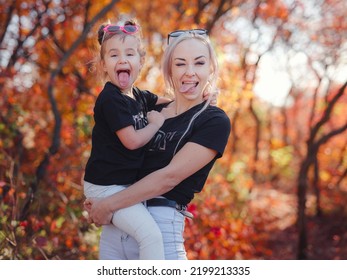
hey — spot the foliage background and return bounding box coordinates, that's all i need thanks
[0,0,346,260]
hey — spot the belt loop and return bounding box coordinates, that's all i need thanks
[177,207,194,219]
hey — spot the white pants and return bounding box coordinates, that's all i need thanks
[84,181,165,260]
[99,205,187,260]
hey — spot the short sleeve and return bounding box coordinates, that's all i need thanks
[141,90,158,111]
[190,108,231,158]
[102,95,134,132]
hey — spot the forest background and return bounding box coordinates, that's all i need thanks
[0,0,346,260]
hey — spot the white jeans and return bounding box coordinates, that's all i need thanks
[84,181,165,260]
[98,205,187,260]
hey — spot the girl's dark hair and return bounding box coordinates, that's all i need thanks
[97,24,107,46]
[97,20,138,46]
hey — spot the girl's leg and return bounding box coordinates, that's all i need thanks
[84,181,164,260]
[111,204,165,259]
[84,182,130,259]
[148,206,187,260]
[100,205,187,260]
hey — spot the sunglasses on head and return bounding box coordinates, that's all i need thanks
[101,24,139,44]
[167,29,208,44]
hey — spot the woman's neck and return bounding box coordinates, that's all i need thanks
[172,98,203,115]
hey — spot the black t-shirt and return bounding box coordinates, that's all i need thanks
[138,102,231,205]
[84,82,158,185]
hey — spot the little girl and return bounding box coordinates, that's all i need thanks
[83,20,168,259]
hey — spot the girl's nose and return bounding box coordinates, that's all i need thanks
[118,54,127,63]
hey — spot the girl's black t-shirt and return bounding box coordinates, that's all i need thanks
[138,102,231,205]
[84,82,158,185]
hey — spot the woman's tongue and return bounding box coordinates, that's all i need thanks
[180,82,197,93]
[118,71,130,88]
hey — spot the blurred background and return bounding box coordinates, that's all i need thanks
[0,0,346,260]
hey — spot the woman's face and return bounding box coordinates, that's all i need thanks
[102,35,143,92]
[171,38,211,102]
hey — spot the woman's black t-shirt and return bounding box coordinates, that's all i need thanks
[138,102,231,205]
[84,82,158,185]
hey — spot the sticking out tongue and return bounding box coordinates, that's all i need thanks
[180,83,197,93]
[118,71,130,88]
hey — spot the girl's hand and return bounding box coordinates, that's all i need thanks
[203,88,219,106]
[147,110,165,128]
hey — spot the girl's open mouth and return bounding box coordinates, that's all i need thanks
[117,70,130,88]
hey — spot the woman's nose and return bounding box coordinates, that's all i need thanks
[185,65,195,76]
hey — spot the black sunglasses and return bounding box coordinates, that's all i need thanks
[167,29,208,44]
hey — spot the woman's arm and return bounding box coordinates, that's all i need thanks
[85,142,217,224]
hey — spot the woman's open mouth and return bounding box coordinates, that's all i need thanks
[180,81,199,93]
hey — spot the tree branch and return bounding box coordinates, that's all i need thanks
[24,0,120,221]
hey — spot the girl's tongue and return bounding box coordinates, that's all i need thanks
[180,83,197,93]
[118,71,130,88]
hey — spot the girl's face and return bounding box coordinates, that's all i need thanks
[102,35,143,93]
[171,38,211,102]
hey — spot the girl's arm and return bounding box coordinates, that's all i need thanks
[156,96,172,105]
[120,90,212,150]
[117,95,168,150]
[85,142,217,224]
[117,110,164,150]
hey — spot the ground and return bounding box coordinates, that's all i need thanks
[249,185,347,260]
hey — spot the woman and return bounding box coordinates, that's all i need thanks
[85,29,231,259]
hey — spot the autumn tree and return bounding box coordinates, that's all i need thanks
[0,0,120,259]
[1,0,346,260]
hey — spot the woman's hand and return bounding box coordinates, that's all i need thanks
[84,197,113,226]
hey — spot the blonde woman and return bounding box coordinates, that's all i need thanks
[86,29,231,259]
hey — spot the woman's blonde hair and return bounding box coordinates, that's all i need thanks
[161,32,219,98]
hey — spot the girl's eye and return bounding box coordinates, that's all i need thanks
[196,61,205,65]
[175,63,185,67]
